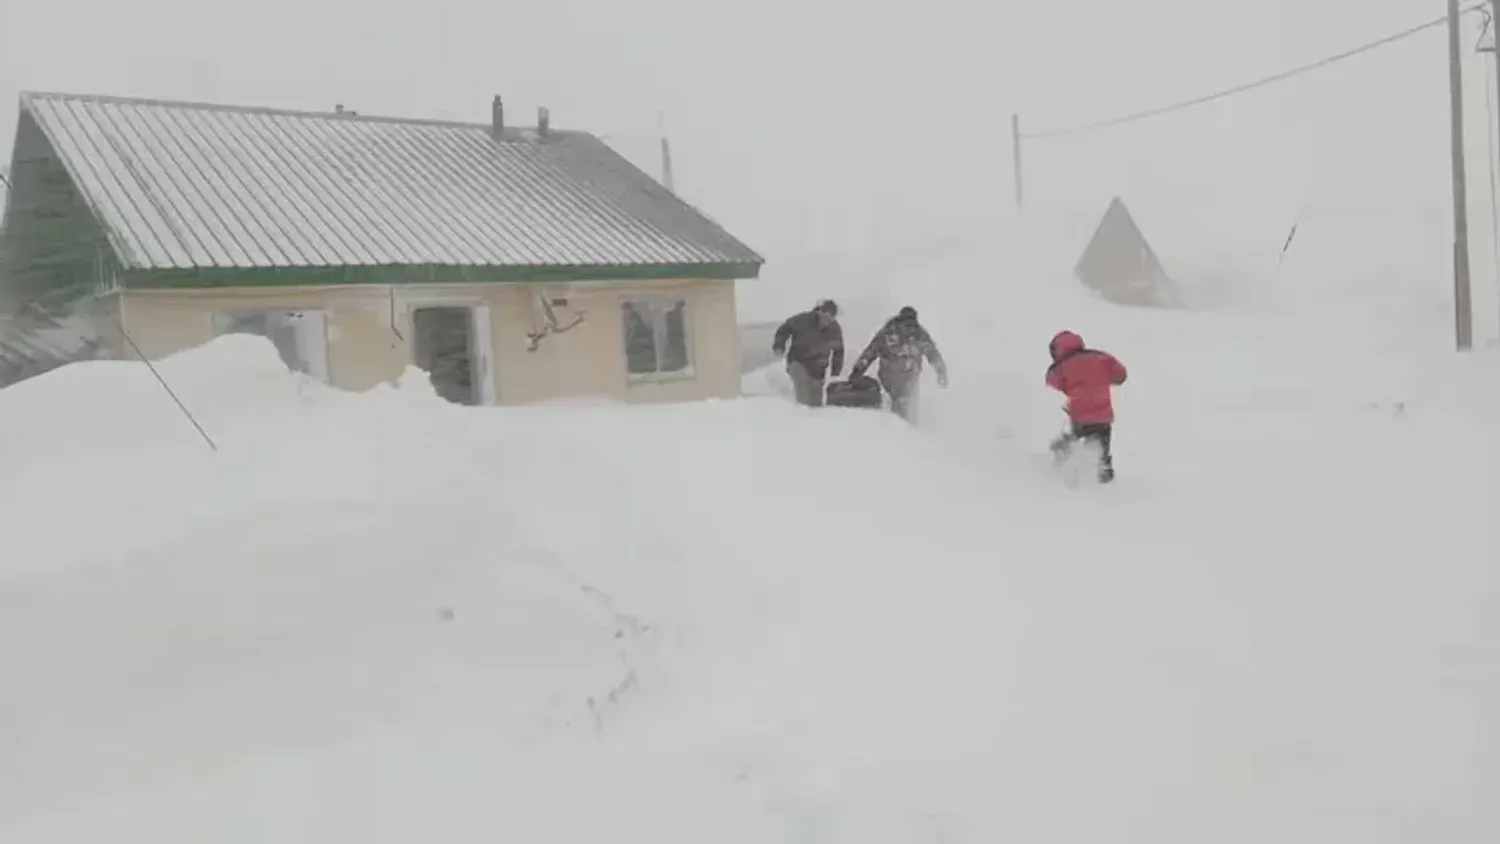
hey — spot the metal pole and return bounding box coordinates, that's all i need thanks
[658,111,675,193]
[1012,113,1024,212]
[1493,0,1500,148]
[1492,0,1500,342]
[115,321,218,452]
[1449,0,1475,351]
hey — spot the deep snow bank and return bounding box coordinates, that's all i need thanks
[0,338,663,832]
[733,216,1499,842]
[0,336,1060,840]
[1,305,1496,843]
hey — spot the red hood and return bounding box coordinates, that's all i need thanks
[1049,330,1085,360]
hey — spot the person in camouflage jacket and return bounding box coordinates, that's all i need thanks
[849,306,948,422]
[772,299,845,407]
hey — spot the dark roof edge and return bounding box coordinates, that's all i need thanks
[18,90,548,134]
[121,260,765,288]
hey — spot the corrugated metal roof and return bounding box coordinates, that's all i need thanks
[17,92,763,272]
[0,310,100,389]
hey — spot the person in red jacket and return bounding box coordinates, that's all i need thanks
[1045,330,1127,483]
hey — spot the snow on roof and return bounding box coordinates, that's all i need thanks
[16,92,763,273]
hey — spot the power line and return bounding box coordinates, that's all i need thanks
[1024,5,1486,140]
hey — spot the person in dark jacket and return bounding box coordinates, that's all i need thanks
[772,299,845,407]
[849,306,948,423]
[1045,330,1127,483]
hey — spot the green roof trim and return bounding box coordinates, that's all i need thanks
[121,261,762,289]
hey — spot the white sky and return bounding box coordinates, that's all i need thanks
[0,0,1492,273]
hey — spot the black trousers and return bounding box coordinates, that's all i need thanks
[1052,422,1114,478]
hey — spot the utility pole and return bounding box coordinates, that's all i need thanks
[1449,0,1475,351]
[1485,0,1500,343]
[1493,0,1500,155]
[1011,113,1024,212]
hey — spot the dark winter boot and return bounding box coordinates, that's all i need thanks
[1097,455,1115,483]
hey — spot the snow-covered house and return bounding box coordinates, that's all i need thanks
[0,91,763,404]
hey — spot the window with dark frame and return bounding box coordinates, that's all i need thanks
[621,299,691,377]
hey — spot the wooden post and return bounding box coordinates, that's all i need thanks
[1449,0,1475,351]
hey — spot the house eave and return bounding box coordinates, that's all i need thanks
[119,260,765,289]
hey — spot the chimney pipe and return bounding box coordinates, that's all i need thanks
[538,106,550,139]
[491,95,504,138]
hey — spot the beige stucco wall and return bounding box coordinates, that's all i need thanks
[120,285,401,391]
[488,278,741,404]
[119,278,742,405]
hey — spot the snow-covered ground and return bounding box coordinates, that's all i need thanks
[2,211,1497,841]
